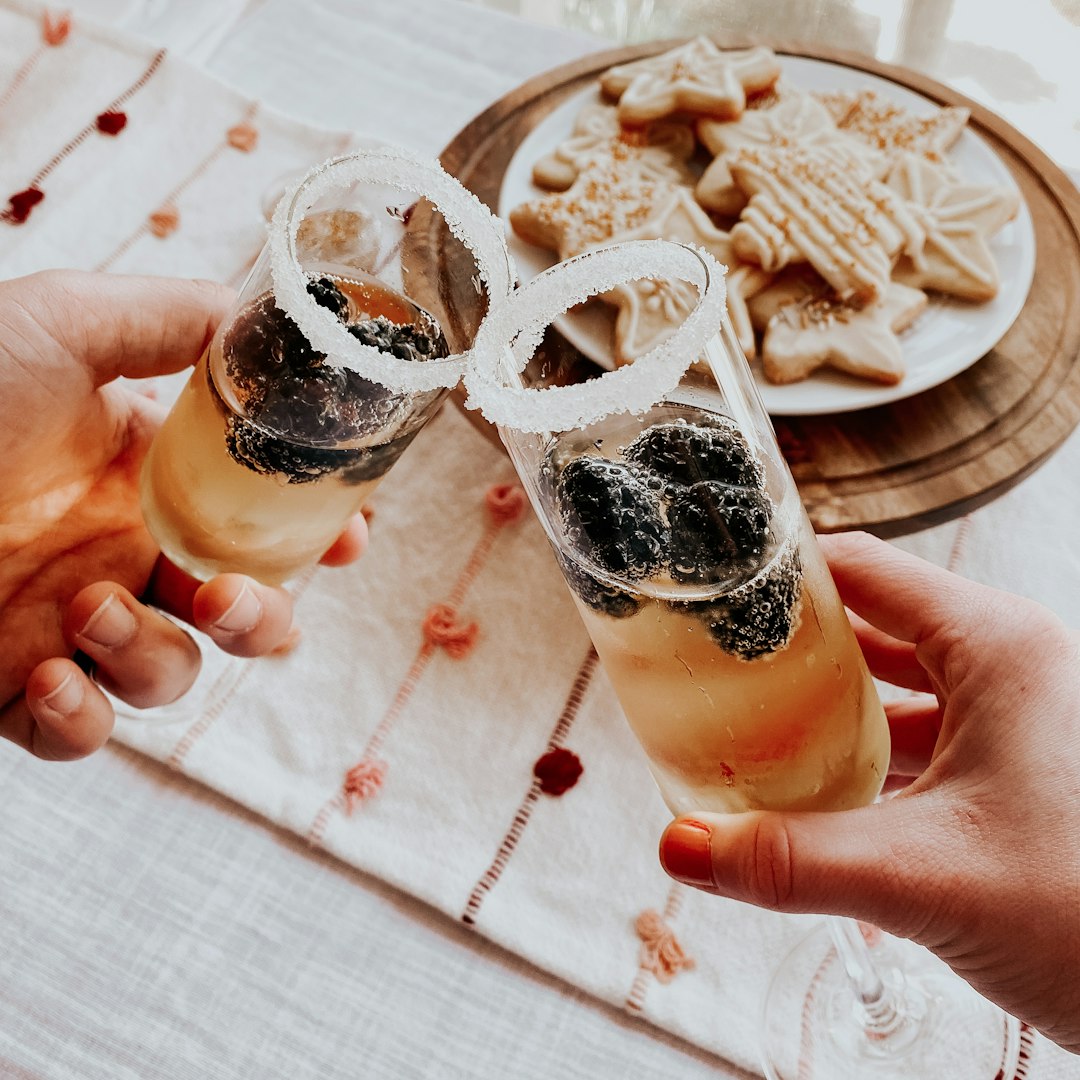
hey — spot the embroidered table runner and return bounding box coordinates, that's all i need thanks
[3,3,1078,1075]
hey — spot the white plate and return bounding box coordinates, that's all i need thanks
[498,54,1037,416]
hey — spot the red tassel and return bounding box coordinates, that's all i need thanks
[42,10,71,46]
[533,747,583,795]
[96,111,127,136]
[422,604,479,659]
[343,757,387,811]
[485,482,526,526]
[3,187,44,224]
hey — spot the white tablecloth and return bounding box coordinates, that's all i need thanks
[2,2,1080,1078]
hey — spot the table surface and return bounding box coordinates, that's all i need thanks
[3,2,1080,1078]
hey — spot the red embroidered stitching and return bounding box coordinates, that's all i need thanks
[226,121,258,152]
[42,10,71,46]
[485,482,526,525]
[343,757,388,809]
[625,883,688,1011]
[148,203,180,238]
[96,102,259,270]
[796,946,837,1080]
[306,474,521,839]
[461,648,597,925]
[95,110,127,135]
[3,49,165,225]
[422,603,478,659]
[947,514,973,574]
[0,11,71,117]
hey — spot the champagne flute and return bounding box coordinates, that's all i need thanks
[122,148,513,725]
[141,146,513,586]
[464,239,1021,1078]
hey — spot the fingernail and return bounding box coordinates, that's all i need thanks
[80,592,136,648]
[660,819,715,889]
[40,671,83,716]
[213,584,262,635]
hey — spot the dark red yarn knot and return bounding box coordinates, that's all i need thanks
[485,482,526,526]
[96,110,127,135]
[533,747,583,796]
[3,188,44,224]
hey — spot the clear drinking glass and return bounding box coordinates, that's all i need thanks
[464,239,1021,1078]
[140,147,513,586]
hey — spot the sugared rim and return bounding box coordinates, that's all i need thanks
[268,146,515,393]
[463,241,727,432]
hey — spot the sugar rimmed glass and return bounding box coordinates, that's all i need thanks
[463,239,1020,1078]
[140,147,513,586]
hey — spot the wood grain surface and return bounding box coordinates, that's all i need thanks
[439,37,1080,537]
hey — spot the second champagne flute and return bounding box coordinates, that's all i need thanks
[463,239,1020,1078]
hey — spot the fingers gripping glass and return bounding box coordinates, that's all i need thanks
[140,147,513,587]
[464,239,1021,1078]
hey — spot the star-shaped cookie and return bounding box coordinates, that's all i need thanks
[729,144,924,302]
[531,101,695,191]
[593,186,771,361]
[696,88,881,215]
[600,37,781,125]
[760,281,928,385]
[817,89,970,166]
[885,154,1020,301]
[509,151,677,259]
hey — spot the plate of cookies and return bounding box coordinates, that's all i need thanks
[498,37,1037,416]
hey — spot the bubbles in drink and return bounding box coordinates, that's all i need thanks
[140,272,449,585]
[546,403,887,816]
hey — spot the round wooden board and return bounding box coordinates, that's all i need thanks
[439,37,1080,538]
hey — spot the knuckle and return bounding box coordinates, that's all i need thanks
[742,816,798,911]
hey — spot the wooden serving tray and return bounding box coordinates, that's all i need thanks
[439,38,1080,538]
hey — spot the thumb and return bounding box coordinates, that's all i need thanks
[35,269,233,384]
[659,799,944,939]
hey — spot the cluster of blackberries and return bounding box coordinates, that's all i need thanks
[221,277,444,485]
[554,419,802,658]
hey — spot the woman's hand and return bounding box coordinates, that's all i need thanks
[659,531,1080,1052]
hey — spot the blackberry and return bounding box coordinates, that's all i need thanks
[306,276,350,321]
[220,289,447,483]
[669,482,772,584]
[223,293,319,407]
[223,415,360,484]
[559,555,642,619]
[701,544,803,660]
[623,419,764,491]
[555,456,667,579]
[338,428,419,486]
[347,315,443,364]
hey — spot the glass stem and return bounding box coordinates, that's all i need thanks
[828,917,906,1036]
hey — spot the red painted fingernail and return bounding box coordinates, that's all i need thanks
[660,819,714,889]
